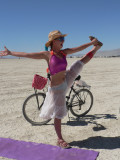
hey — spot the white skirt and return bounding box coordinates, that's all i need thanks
[40,60,84,119]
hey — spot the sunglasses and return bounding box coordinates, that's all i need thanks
[56,37,65,42]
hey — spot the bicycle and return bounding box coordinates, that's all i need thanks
[22,75,93,126]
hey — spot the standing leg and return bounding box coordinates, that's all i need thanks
[54,118,70,148]
[54,118,63,139]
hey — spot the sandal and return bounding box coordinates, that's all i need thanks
[89,36,103,46]
[57,139,71,149]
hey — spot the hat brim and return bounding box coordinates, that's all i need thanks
[45,34,67,47]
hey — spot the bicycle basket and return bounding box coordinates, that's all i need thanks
[32,74,48,90]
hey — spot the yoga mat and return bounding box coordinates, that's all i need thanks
[0,138,99,160]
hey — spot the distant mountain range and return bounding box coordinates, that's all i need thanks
[1,48,120,59]
[68,48,120,58]
[94,48,120,57]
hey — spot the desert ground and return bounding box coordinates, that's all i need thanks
[0,57,120,160]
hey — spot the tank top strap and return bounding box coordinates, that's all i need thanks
[50,50,54,55]
[60,51,67,57]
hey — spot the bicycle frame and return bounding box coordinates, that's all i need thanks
[34,88,46,110]
[66,83,81,109]
[66,82,91,109]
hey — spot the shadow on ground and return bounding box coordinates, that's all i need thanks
[69,136,120,149]
[66,114,117,131]
[31,114,117,128]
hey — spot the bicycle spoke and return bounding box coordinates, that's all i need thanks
[71,100,84,107]
[23,93,51,125]
[70,89,93,117]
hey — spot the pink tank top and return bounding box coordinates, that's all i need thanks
[49,51,67,75]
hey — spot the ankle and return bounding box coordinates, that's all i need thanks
[57,138,68,144]
[91,45,101,53]
[57,138,64,141]
[95,45,101,51]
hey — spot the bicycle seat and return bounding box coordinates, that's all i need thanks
[75,75,81,81]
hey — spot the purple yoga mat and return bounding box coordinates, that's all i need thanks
[0,138,99,160]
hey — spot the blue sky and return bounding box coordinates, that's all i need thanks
[0,0,120,55]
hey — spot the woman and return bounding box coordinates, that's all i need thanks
[0,30,103,148]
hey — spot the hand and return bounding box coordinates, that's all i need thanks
[0,46,11,56]
[91,38,98,46]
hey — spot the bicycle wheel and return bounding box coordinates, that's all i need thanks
[23,92,51,125]
[70,89,93,117]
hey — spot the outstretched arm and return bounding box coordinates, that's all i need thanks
[63,39,98,55]
[0,46,48,60]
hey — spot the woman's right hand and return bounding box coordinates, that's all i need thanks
[91,38,98,46]
[0,46,11,56]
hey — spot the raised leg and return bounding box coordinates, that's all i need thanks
[80,45,101,64]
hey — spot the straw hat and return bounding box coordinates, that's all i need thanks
[45,30,67,47]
